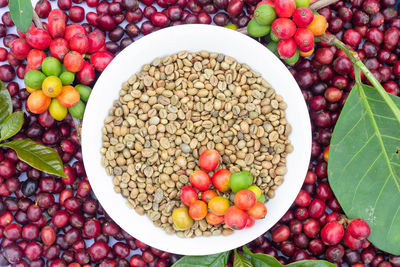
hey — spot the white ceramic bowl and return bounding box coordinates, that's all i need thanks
[82,24,311,256]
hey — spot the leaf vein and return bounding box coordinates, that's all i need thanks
[381,135,400,141]
[335,111,367,145]
[359,86,400,193]
[343,133,376,171]
[374,114,397,121]
[350,152,383,211]
[372,173,392,218]
[387,205,400,236]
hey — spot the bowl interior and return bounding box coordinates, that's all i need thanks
[81,24,311,256]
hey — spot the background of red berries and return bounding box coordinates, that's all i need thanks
[0,0,400,265]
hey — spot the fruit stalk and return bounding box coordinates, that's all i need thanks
[320,34,400,122]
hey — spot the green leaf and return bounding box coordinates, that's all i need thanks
[0,139,66,177]
[242,246,280,267]
[172,252,229,267]
[8,0,33,33]
[234,249,253,267]
[242,246,335,267]
[0,81,12,126]
[328,83,400,255]
[0,111,24,141]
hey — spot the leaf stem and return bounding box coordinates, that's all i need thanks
[321,34,400,124]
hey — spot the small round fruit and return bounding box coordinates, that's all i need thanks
[284,49,300,65]
[347,218,370,240]
[189,170,211,191]
[205,212,224,225]
[64,51,84,72]
[247,19,271,37]
[188,200,208,220]
[24,70,46,89]
[270,31,280,42]
[230,171,253,193]
[201,190,217,203]
[59,71,75,85]
[180,186,197,206]
[277,38,297,59]
[245,217,255,228]
[224,206,249,230]
[68,100,85,119]
[257,194,266,203]
[199,149,220,172]
[57,85,80,108]
[248,185,262,199]
[293,8,314,27]
[41,57,62,76]
[266,41,279,56]
[27,90,51,114]
[272,18,297,39]
[75,84,91,102]
[274,0,296,17]
[212,169,231,192]
[49,98,67,121]
[42,76,63,97]
[172,207,193,230]
[234,190,257,210]
[295,0,309,7]
[321,221,345,245]
[294,28,314,52]
[254,4,276,26]
[307,14,327,36]
[300,48,314,57]
[208,196,230,215]
[247,201,267,219]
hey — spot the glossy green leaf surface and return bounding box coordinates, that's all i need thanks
[0,139,66,177]
[172,251,229,267]
[0,111,24,141]
[0,81,12,126]
[328,84,400,255]
[234,249,252,267]
[9,0,33,33]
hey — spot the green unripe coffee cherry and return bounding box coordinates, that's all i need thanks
[295,0,310,7]
[42,57,62,77]
[266,41,279,57]
[284,49,300,65]
[247,19,271,37]
[254,4,276,26]
[68,100,85,119]
[270,31,280,42]
[75,84,92,102]
[24,70,46,89]
[59,71,75,85]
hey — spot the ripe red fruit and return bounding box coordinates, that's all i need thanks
[344,29,362,47]
[343,231,362,250]
[88,29,106,53]
[27,49,46,70]
[26,28,51,49]
[234,190,256,210]
[272,225,290,242]
[274,0,296,17]
[277,38,297,59]
[77,61,95,85]
[272,18,297,39]
[50,38,70,61]
[347,218,371,240]
[69,33,89,54]
[180,186,197,206]
[294,28,314,52]
[64,51,84,72]
[10,38,31,60]
[224,206,248,230]
[189,170,211,191]
[212,169,231,192]
[321,221,344,245]
[293,8,314,27]
[48,16,66,38]
[40,226,56,246]
[295,189,311,207]
[199,149,220,172]
[64,24,87,41]
[48,9,67,23]
[90,51,114,71]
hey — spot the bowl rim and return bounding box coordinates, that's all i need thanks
[82,24,311,255]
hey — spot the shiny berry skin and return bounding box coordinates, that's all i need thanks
[347,218,371,240]
[321,221,344,245]
[271,225,290,243]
